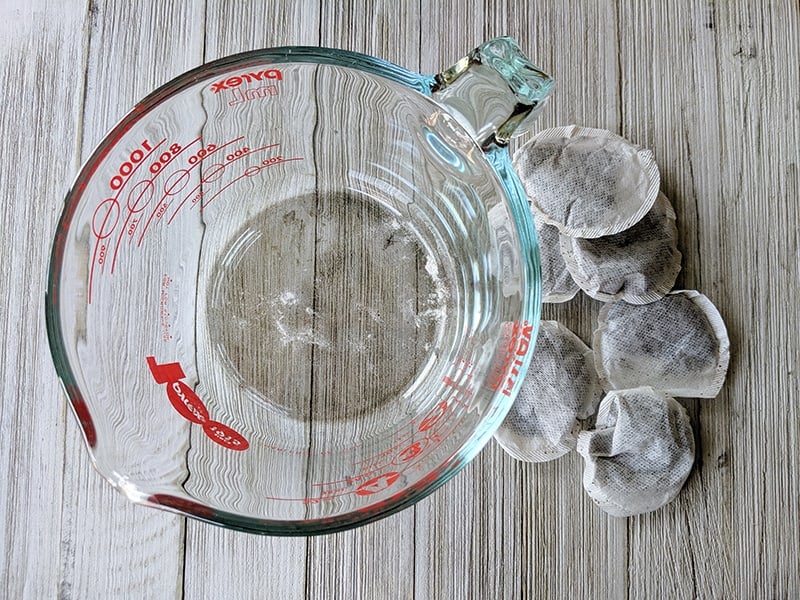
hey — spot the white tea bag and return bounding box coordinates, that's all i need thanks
[593,291,730,398]
[534,214,579,303]
[560,192,681,304]
[494,320,602,462]
[576,387,695,517]
[513,125,660,238]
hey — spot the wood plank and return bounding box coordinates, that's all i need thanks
[181,3,319,599]
[711,1,799,596]
[615,2,732,597]
[413,446,524,599]
[55,1,205,598]
[303,3,422,599]
[416,9,497,598]
[416,3,628,599]
[0,3,88,597]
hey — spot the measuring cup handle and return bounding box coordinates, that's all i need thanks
[430,37,554,149]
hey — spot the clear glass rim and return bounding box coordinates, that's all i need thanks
[45,44,541,536]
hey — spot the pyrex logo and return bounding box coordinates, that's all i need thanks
[146,356,250,451]
[210,69,283,93]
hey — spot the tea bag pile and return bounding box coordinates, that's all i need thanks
[514,126,681,304]
[494,126,730,517]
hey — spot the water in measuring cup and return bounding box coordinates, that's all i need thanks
[206,190,451,424]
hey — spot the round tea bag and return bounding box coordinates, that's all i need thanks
[593,291,730,398]
[560,192,681,304]
[534,213,579,303]
[513,125,660,238]
[494,320,602,462]
[576,387,695,517]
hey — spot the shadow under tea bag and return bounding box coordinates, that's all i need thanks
[576,387,695,517]
[560,192,681,304]
[494,320,602,462]
[513,125,660,238]
[593,291,730,398]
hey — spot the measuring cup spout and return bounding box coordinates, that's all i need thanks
[430,37,554,149]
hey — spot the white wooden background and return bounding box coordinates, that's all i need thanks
[1,0,798,598]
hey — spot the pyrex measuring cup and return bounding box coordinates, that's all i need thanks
[46,38,553,534]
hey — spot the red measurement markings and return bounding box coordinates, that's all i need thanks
[193,145,299,210]
[355,472,400,496]
[418,400,449,432]
[110,137,202,270]
[262,376,477,506]
[136,139,264,243]
[261,401,472,506]
[146,356,249,451]
[392,439,428,464]
[403,397,471,471]
[350,400,469,480]
[198,155,304,210]
[398,413,470,476]
[265,491,349,506]
[487,321,534,396]
[87,139,165,303]
[109,179,154,272]
[108,139,161,192]
[309,450,410,488]
[199,157,303,209]
[266,469,402,505]
[119,136,200,249]
[350,427,418,470]
[165,136,245,224]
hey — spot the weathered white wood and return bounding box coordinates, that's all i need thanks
[53,1,205,598]
[180,3,317,600]
[519,5,629,598]
[302,3,421,600]
[415,4,519,594]
[414,3,629,599]
[709,1,800,597]
[615,2,732,598]
[1,0,799,598]
[0,3,87,598]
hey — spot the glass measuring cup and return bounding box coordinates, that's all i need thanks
[46,38,553,534]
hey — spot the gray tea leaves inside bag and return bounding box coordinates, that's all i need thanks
[593,290,730,398]
[513,126,660,238]
[560,192,681,304]
[576,387,695,517]
[494,320,602,462]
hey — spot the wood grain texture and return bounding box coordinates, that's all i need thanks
[55,1,204,598]
[0,0,798,598]
[0,3,87,598]
[182,3,317,599]
[616,3,733,598]
[306,4,421,600]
